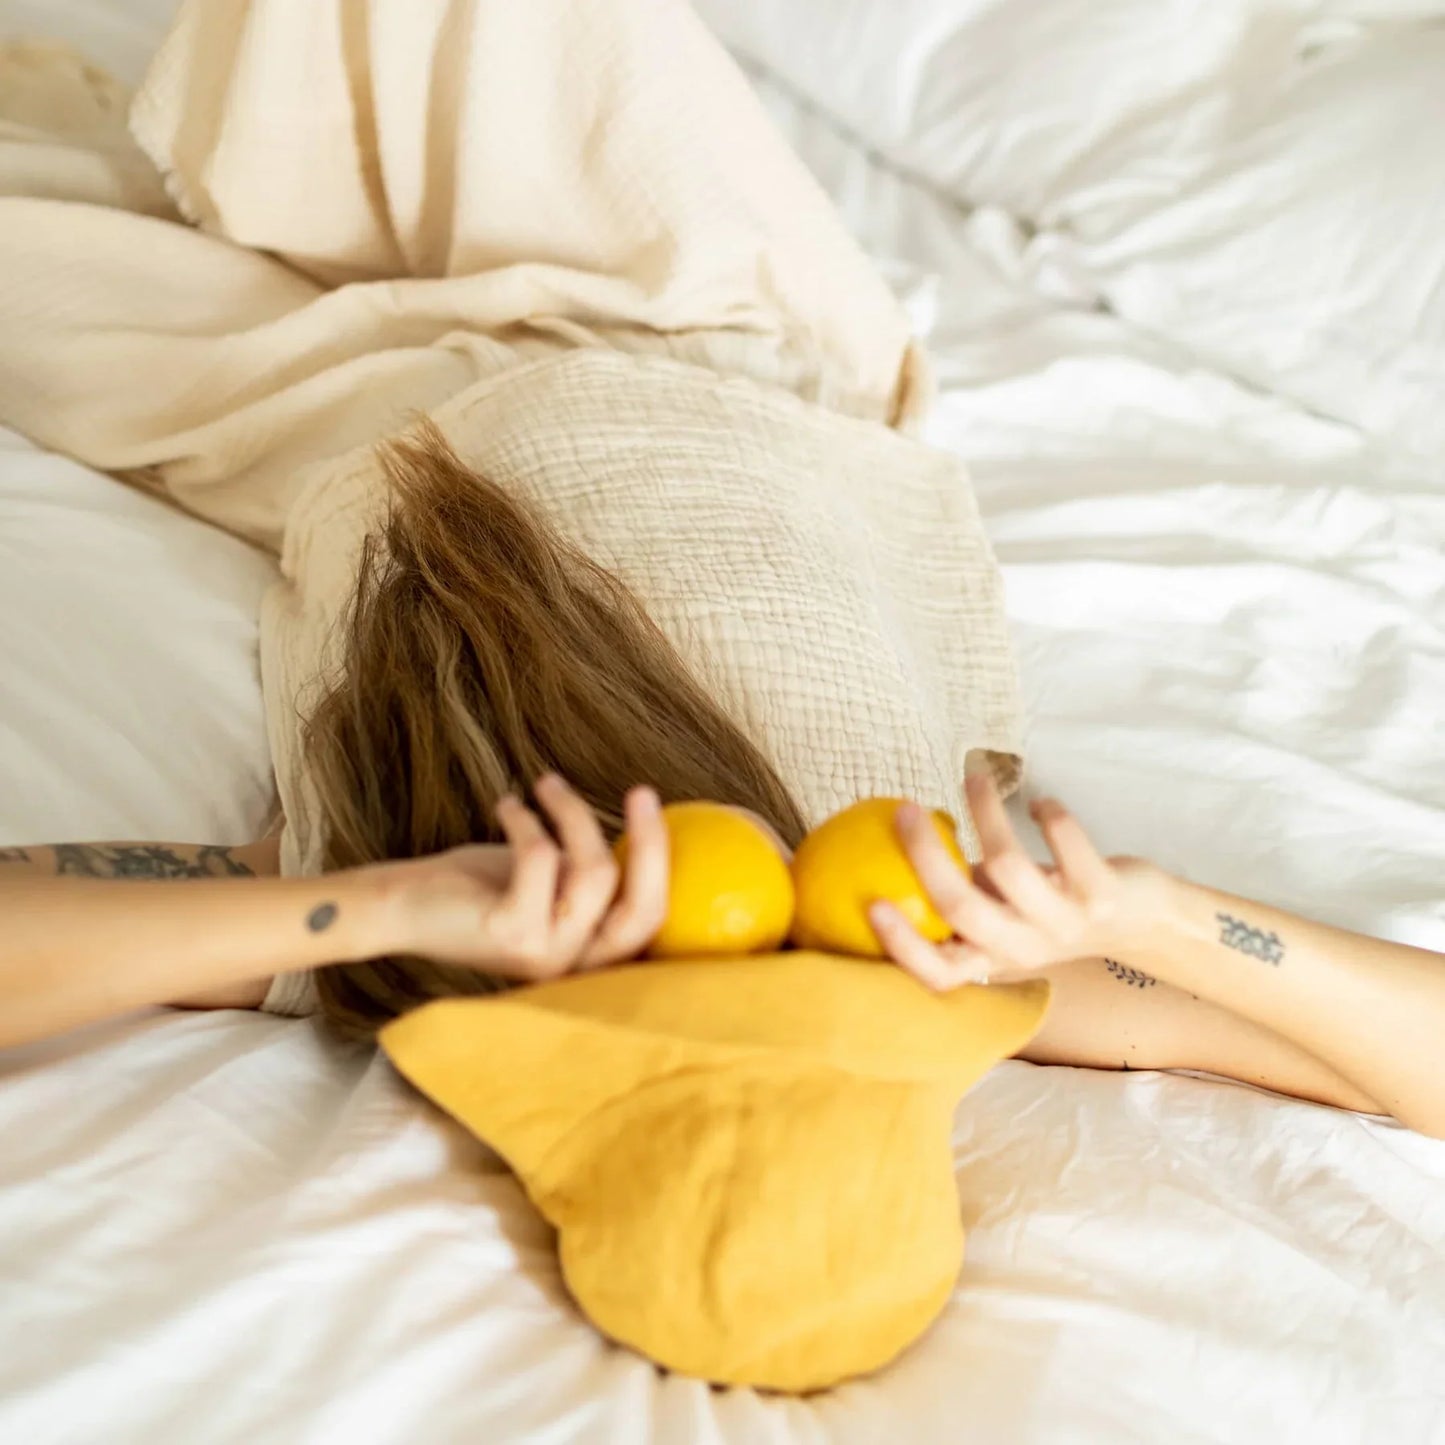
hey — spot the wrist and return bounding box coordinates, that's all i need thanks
[1099,857,1181,961]
[323,863,415,964]
[1108,863,1224,993]
[287,869,400,967]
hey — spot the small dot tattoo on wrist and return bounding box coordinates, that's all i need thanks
[307,902,338,933]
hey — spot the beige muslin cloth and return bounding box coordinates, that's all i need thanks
[0,0,1023,1016]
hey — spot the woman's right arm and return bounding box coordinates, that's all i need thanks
[0,838,279,882]
[0,838,285,1013]
[0,863,385,1047]
[0,776,669,1049]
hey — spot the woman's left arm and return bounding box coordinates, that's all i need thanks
[1105,873,1445,1135]
[871,775,1445,1138]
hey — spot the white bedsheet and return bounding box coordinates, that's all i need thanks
[2,2,1443,1442]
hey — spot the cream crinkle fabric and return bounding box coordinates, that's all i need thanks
[0,0,1023,1017]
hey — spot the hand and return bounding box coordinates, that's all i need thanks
[869,772,1161,990]
[365,775,668,981]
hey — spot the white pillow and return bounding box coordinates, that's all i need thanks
[700,3,1445,467]
[694,0,1301,231]
[1077,27,1445,470]
[0,428,276,847]
[0,0,181,87]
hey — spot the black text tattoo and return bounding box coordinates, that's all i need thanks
[52,844,256,880]
[1215,912,1284,965]
[1105,958,1156,988]
[0,847,30,865]
[307,902,338,933]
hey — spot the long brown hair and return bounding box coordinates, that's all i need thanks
[303,422,808,1038]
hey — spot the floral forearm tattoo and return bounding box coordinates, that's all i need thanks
[52,844,255,880]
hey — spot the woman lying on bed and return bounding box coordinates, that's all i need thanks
[1,430,1441,1138]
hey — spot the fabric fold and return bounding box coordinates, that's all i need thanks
[0,1,1025,1019]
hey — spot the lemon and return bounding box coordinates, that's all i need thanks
[617,801,794,959]
[789,798,969,958]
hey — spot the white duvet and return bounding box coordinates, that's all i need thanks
[1,2,1443,1442]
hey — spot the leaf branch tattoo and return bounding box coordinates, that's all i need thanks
[1105,958,1156,988]
[1215,912,1284,965]
[53,844,255,880]
[0,847,30,865]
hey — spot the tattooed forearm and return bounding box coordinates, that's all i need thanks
[0,847,30,865]
[194,846,257,877]
[1105,958,1157,988]
[1215,912,1284,965]
[52,844,256,880]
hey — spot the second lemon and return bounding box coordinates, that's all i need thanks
[621,801,795,959]
[790,798,969,958]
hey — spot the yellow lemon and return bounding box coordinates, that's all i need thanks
[617,801,794,959]
[790,798,969,958]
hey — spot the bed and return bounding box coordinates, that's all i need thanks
[1,2,1442,1440]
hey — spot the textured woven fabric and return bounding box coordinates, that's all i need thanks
[380,959,1050,1389]
[270,351,1023,863]
[0,1,1024,1018]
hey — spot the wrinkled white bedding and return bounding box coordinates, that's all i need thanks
[1,2,1443,1442]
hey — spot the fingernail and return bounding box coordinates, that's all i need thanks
[868,901,897,928]
[536,772,563,792]
[895,802,923,830]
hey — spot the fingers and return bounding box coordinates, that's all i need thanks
[1027,797,1114,896]
[868,902,998,991]
[964,769,1017,860]
[535,774,620,955]
[488,781,666,979]
[494,794,562,952]
[487,779,1111,990]
[895,801,1041,962]
[582,786,669,967]
[977,846,1084,940]
[536,774,610,868]
[968,773,1130,945]
[958,773,1084,936]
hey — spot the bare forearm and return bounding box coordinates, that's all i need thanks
[0,871,377,1048]
[1022,958,1382,1115]
[1117,873,1445,1136]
